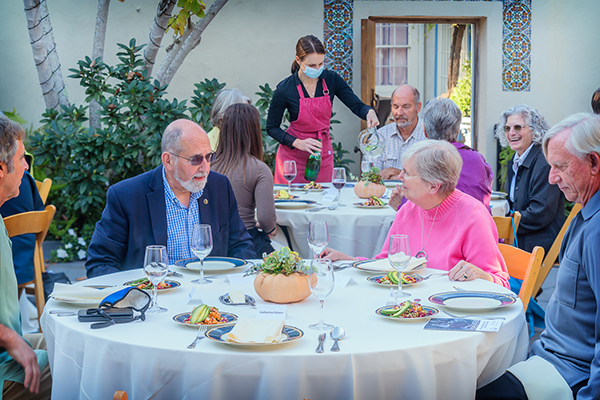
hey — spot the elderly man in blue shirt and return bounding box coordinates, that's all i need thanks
[86,119,255,278]
[477,113,600,399]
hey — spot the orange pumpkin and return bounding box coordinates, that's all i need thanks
[254,272,312,304]
[353,181,386,198]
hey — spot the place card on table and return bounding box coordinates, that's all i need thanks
[186,287,204,304]
[423,318,503,332]
[322,188,338,202]
[256,304,287,320]
[334,274,356,287]
[227,273,254,286]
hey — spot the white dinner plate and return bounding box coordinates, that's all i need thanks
[172,311,237,328]
[174,257,247,272]
[353,202,388,209]
[205,324,304,346]
[375,304,438,321]
[290,183,329,192]
[428,291,517,312]
[274,199,317,209]
[491,191,508,200]
[50,296,101,306]
[384,180,402,188]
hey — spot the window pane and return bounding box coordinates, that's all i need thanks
[395,24,408,45]
[393,48,407,67]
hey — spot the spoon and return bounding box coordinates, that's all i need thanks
[330,326,345,352]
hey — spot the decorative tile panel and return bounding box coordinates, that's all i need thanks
[502,0,532,91]
[324,0,355,86]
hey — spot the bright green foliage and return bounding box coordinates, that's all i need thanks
[497,146,515,190]
[168,0,206,36]
[256,247,307,276]
[359,166,383,185]
[189,78,226,129]
[450,55,471,117]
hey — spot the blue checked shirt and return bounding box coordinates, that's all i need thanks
[163,169,202,264]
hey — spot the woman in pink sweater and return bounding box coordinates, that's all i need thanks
[322,140,509,288]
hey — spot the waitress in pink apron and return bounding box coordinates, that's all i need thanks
[267,35,379,183]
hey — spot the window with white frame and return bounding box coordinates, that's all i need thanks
[375,23,409,91]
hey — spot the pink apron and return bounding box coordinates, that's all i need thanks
[274,80,334,184]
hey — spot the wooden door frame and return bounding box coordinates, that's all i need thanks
[361,16,483,149]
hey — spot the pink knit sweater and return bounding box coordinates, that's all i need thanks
[374,189,509,288]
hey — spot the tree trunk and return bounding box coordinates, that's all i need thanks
[143,0,177,78]
[446,24,466,98]
[154,0,229,87]
[24,0,68,110]
[89,0,111,131]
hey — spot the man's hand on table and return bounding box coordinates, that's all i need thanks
[379,167,401,180]
[320,247,357,262]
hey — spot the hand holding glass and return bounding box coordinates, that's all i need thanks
[309,259,335,330]
[190,224,213,284]
[388,234,411,299]
[307,220,329,259]
[283,160,297,192]
[143,245,169,313]
[332,168,346,206]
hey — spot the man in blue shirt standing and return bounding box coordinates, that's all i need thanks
[86,119,254,278]
[477,113,600,399]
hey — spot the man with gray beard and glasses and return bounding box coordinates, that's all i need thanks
[86,119,254,278]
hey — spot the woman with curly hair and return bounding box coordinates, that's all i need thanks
[495,104,565,253]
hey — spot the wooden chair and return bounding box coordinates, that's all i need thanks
[498,243,544,312]
[493,211,521,246]
[3,205,56,327]
[113,391,128,400]
[35,178,52,204]
[531,203,582,297]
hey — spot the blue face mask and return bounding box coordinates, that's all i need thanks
[302,63,324,79]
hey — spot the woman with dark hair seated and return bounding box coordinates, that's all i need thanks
[322,140,509,288]
[494,104,565,254]
[212,103,277,258]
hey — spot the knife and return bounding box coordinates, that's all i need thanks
[315,333,326,353]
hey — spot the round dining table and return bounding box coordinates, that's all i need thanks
[42,263,528,400]
[273,185,510,259]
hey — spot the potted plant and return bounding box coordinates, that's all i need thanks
[354,166,386,199]
[252,247,312,304]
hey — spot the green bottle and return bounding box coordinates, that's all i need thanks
[304,140,321,182]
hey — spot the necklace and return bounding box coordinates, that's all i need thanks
[415,205,439,260]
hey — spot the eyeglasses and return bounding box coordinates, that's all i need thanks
[503,124,528,133]
[169,152,215,166]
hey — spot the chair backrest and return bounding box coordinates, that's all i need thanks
[35,178,52,204]
[3,205,56,326]
[498,243,544,312]
[493,211,521,246]
[531,203,582,297]
[113,391,128,400]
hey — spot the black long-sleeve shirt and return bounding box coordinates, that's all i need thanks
[266,69,372,148]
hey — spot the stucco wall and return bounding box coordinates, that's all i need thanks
[1,0,599,179]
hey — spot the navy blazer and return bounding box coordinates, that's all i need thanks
[86,166,254,277]
[505,144,565,253]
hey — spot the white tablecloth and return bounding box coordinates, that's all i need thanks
[274,186,510,259]
[42,265,528,400]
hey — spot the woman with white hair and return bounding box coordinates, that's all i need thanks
[207,88,251,151]
[495,104,565,254]
[322,139,509,288]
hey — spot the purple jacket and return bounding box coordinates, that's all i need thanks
[452,142,493,208]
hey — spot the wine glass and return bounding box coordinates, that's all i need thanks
[308,259,335,330]
[283,160,297,193]
[143,245,169,313]
[307,220,329,259]
[190,224,213,285]
[332,167,346,206]
[388,234,411,299]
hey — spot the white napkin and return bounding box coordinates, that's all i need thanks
[224,318,285,344]
[50,283,120,301]
[359,257,426,273]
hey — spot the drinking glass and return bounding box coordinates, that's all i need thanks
[190,224,213,285]
[307,220,329,259]
[332,167,346,206]
[283,160,297,193]
[388,234,411,299]
[143,245,169,313]
[361,158,373,173]
[308,259,335,330]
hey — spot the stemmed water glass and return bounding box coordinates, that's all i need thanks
[307,220,329,259]
[308,259,335,330]
[143,245,169,313]
[332,167,346,206]
[388,234,411,299]
[283,160,297,193]
[190,224,213,285]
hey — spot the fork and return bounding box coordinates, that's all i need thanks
[187,325,208,349]
[306,203,340,213]
[420,272,449,280]
[442,309,505,320]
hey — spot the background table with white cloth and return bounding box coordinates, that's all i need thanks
[273,186,510,259]
[42,265,528,400]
